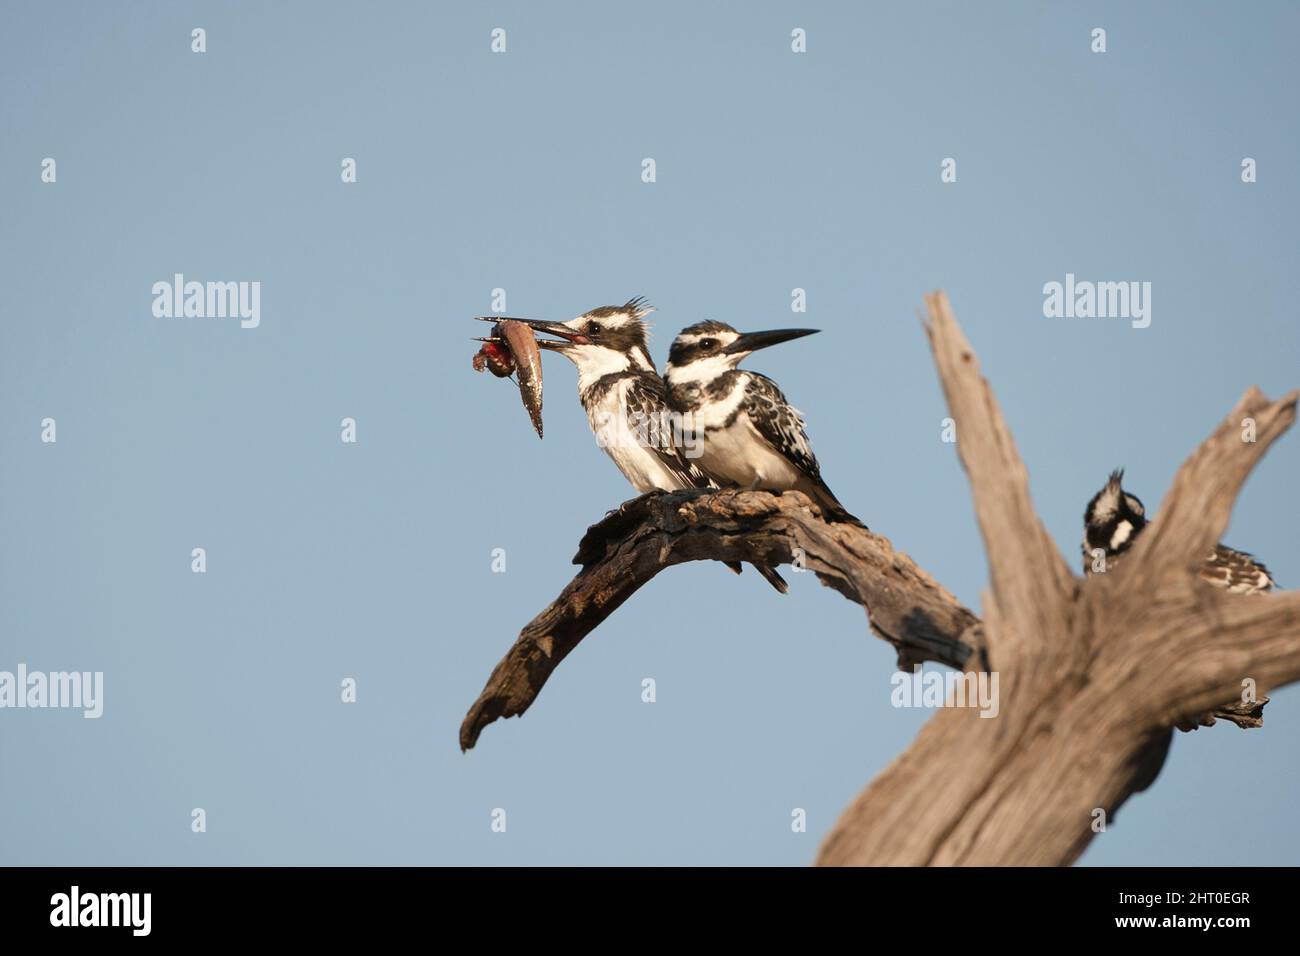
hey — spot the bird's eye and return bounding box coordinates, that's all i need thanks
[586,321,601,335]
[700,338,717,350]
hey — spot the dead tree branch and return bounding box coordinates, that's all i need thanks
[460,489,983,751]
[815,292,1298,866]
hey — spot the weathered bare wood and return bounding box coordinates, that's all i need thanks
[1187,696,1269,731]
[460,488,984,751]
[922,291,1075,669]
[1124,386,1295,597]
[815,291,1298,866]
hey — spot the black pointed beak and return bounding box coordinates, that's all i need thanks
[724,328,819,354]
[473,316,589,348]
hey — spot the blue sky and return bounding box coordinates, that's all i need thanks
[1,1,1297,865]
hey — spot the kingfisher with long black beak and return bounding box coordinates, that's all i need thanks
[664,321,860,524]
[476,299,788,592]
[1082,468,1274,592]
[1082,468,1275,731]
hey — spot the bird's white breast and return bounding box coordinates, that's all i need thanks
[585,379,688,493]
[699,408,803,490]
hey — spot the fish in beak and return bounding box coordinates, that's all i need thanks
[471,317,580,439]
[474,316,589,350]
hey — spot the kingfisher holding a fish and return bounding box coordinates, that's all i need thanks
[472,299,789,592]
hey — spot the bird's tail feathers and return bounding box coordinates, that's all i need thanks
[805,479,866,528]
[724,559,789,594]
[754,562,789,594]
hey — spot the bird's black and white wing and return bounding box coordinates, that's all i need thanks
[1200,545,1276,594]
[742,374,823,481]
[623,375,714,490]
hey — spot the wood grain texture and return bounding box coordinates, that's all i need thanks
[816,292,1298,866]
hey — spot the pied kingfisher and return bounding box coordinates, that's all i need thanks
[488,300,787,593]
[664,321,860,524]
[1082,468,1275,593]
[1083,468,1276,732]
